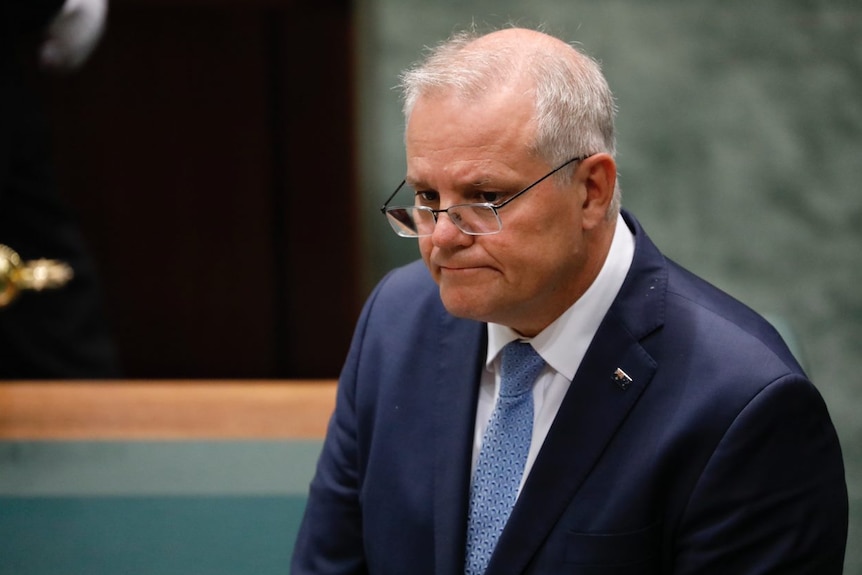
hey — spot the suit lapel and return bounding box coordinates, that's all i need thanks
[486,211,667,574]
[431,308,486,575]
[488,317,658,574]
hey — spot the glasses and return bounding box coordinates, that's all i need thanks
[380,155,590,238]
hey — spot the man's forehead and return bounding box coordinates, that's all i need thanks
[406,92,537,146]
[404,156,541,189]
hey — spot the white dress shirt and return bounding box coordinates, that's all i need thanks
[473,213,635,492]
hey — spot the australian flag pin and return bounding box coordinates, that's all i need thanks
[612,367,633,390]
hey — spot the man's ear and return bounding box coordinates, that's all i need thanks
[580,153,616,230]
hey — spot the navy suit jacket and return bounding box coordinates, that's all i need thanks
[292,212,847,574]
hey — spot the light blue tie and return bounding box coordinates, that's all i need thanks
[465,341,545,575]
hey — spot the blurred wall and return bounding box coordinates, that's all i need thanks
[354,1,862,571]
[43,0,359,378]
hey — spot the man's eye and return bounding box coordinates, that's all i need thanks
[416,191,439,205]
[478,191,504,203]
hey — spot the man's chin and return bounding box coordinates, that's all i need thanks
[438,290,490,323]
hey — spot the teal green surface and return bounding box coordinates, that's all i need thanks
[0,496,305,575]
[0,441,321,574]
[0,441,322,496]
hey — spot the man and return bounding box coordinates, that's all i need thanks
[292,27,847,574]
[1,0,119,377]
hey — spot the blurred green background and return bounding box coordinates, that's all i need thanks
[355,0,861,570]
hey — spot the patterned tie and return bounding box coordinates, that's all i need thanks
[465,341,545,575]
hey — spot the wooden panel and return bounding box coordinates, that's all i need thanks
[0,381,337,439]
[39,0,359,378]
[276,5,360,377]
[45,6,278,378]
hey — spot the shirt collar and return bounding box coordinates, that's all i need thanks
[486,213,635,377]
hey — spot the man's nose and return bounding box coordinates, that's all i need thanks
[431,210,471,246]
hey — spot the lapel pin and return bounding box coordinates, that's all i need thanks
[612,367,633,390]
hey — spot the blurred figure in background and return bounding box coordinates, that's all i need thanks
[0,0,120,378]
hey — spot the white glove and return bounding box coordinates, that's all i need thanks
[40,0,108,71]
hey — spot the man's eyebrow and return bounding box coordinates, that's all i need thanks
[403,174,501,190]
[469,176,494,187]
[404,175,426,188]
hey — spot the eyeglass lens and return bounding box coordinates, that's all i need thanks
[385,205,502,237]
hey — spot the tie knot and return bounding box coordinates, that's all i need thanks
[499,341,545,398]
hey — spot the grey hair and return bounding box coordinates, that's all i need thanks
[399,28,621,217]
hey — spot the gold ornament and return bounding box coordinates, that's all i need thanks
[0,244,73,307]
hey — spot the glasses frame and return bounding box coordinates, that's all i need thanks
[380,154,592,237]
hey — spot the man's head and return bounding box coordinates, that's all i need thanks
[397,27,621,336]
